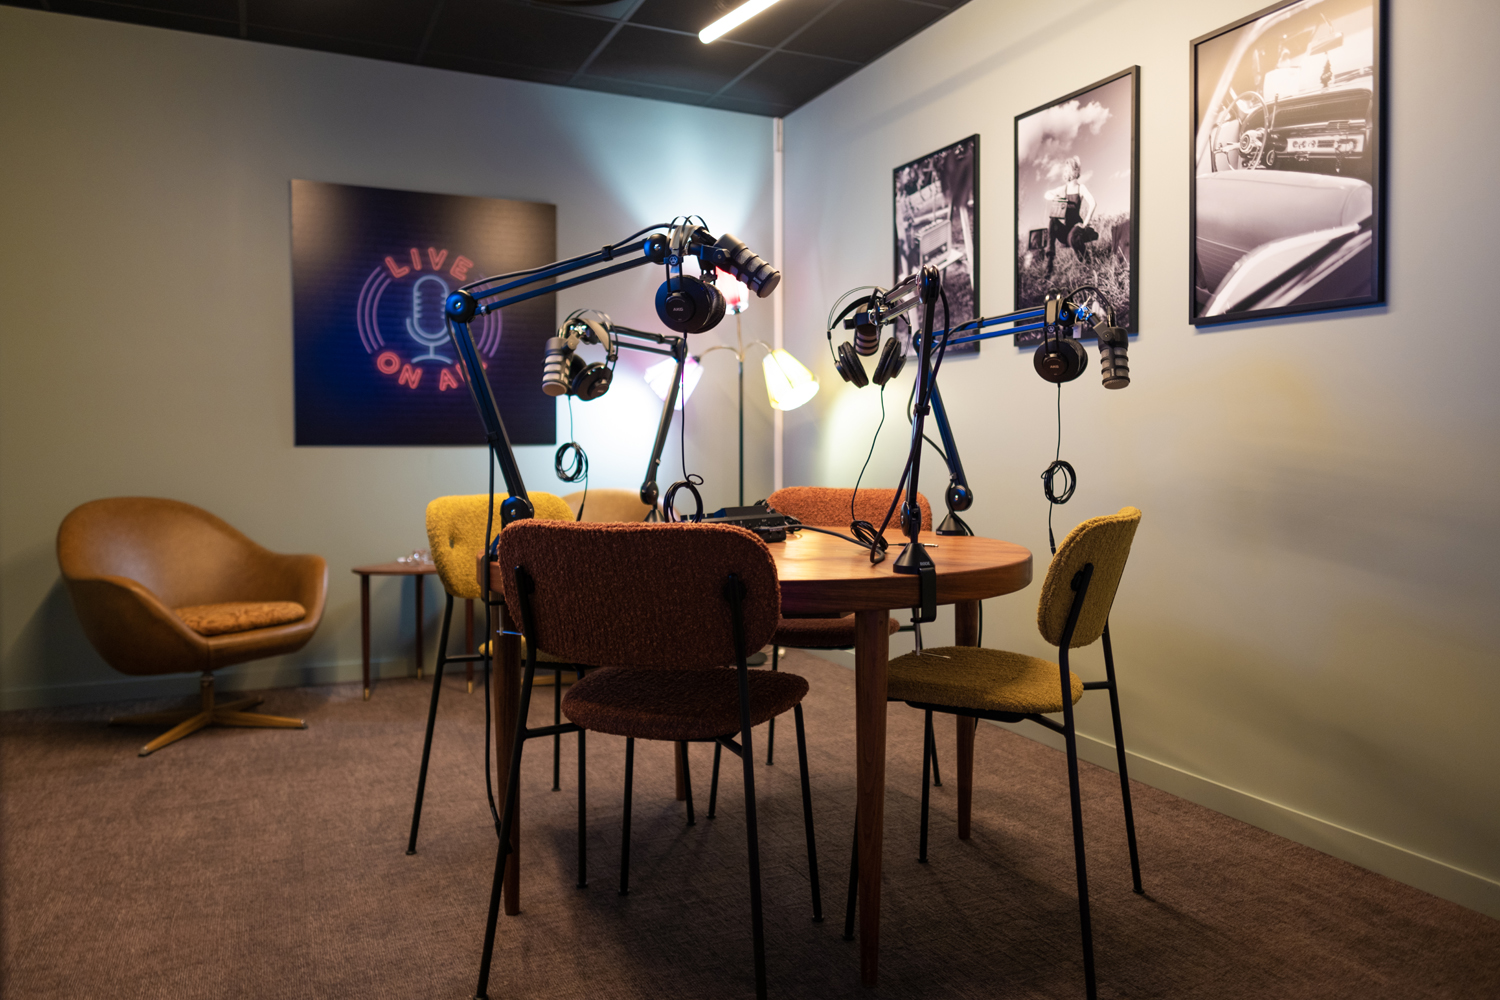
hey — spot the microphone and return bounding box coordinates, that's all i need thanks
[708,233,781,298]
[541,336,573,397]
[1096,314,1130,389]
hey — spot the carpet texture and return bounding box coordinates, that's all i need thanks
[3,652,1497,999]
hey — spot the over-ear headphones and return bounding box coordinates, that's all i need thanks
[655,222,726,334]
[1033,291,1088,384]
[830,294,908,389]
[543,311,618,400]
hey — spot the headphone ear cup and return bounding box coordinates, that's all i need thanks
[572,362,612,401]
[656,275,722,333]
[872,336,906,386]
[1033,335,1088,384]
[835,340,869,387]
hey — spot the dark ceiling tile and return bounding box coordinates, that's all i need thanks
[419,50,573,87]
[247,0,432,51]
[571,73,712,104]
[783,0,942,63]
[714,0,844,48]
[627,0,739,35]
[588,23,760,92]
[46,0,240,35]
[426,0,612,73]
[247,25,415,61]
[705,92,795,117]
[718,48,853,108]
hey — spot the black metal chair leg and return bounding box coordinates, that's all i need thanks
[679,742,695,826]
[793,704,822,921]
[1060,658,1098,1000]
[919,710,933,863]
[734,680,768,999]
[620,737,634,896]
[553,667,563,792]
[842,817,858,941]
[1102,624,1143,893]
[577,727,588,888]
[708,741,721,819]
[407,594,454,855]
[766,645,778,765]
[473,662,537,1000]
[928,709,942,787]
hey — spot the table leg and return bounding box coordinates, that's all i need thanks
[415,574,425,680]
[854,608,890,987]
[465,598,475,694]
[360,574,371,700]
[955,600,980,840]
[494,601,522,916]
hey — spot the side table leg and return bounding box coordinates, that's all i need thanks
[360,574,371,700]
[955,600,980,840]
[465,598,475,694]
[854,608,890,987]
[415,574,425,680]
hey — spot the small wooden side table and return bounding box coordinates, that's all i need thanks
[352,561,436,700]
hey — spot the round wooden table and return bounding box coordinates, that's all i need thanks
[771,529,1032,985]
[483,529,1032,987]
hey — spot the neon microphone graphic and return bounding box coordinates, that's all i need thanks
[406,274,453,363]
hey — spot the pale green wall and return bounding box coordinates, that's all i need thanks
[781,0,1500,916]
[0,8,775,708]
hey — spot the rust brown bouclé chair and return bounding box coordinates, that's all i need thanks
[56,497,327,756]
[473,520,822,1000]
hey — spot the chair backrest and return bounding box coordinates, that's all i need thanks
[562,488,655,523]
[767,486,932,532]
[496,520,780,668]
[1036,507,1141,649]
[426,492,574,600]
[57,497,272,608]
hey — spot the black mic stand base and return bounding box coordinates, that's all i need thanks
[935,511,971,536]
[892,539,933,575]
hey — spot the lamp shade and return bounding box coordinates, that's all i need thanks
[644,354,703,410]
[761,349,819,411]
[716,269,750,315]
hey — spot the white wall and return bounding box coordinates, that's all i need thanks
[782,0,1500,916]
[0,8,776,708]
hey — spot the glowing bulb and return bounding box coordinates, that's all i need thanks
[645,355,703,410]
[716,269,750,315]
[761,349,818,411]
[699,0,786,43]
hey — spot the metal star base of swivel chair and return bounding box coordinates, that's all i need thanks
[110,673,306,756]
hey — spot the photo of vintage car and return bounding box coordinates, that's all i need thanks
[1191,0,1383,324]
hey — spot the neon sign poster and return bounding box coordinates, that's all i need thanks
[291,180,556,445]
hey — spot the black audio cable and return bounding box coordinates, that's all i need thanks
[555,396,589,521]
[1041,382,1076,555]
[848,383,890,559]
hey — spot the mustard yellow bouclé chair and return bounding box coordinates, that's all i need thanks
[56,497,326,756]
[850,507,1144,1000]
[407,492,575,855]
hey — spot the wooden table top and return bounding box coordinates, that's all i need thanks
[772,530,1032,615]
[351,561,436,576]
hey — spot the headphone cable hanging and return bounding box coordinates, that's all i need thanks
[1041,381,1076,555]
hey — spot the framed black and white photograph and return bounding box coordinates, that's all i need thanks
[1191,0,1384,325]
[1015,67,1139,346]
[894,135,979,355]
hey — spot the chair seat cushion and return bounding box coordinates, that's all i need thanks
[887,645,1083,715]
[174,601,306,637]
[563,667,808,742]
[774,615,899,649]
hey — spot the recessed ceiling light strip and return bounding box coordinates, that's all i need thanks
[700,0,787,44]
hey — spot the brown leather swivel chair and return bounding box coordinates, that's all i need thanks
[57,497,327,756]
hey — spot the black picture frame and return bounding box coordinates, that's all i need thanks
[894,134,980,354]
[1015,67,1140,345]
[1190,0,1385,326]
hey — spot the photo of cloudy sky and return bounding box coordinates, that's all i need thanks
[1015,70,1137,342]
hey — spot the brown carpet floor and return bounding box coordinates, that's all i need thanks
[3,652,1497,999]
